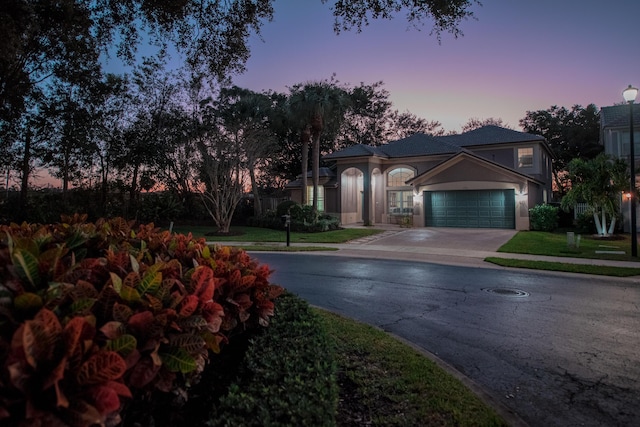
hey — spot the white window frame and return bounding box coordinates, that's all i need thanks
[518,147,534,168]
[387,190,413,216]
[387,167,415,187]
[306,186,325,212]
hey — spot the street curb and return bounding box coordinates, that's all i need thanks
[387,333,529,427]
[314,305,529,427]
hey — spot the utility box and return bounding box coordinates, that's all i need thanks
[567,232,575,248]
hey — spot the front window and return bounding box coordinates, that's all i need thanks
[388,190,413,216]
[518,147,533,168]
[387,167,415,219]
[306,186,324,212]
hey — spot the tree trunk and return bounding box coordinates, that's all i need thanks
[19,128,31,217]
[250,167,261,216]
[62,145,70,202]
[593,211,604,236]
[129,164,139,219]
[300,126,310,205]
[312,132,320,212]
[100,165,109,216]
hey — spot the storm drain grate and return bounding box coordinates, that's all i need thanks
[482,288,530,297]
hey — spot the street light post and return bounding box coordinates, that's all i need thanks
[623,85,638,257]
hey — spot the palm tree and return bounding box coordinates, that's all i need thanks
[287,79,350,211]
[287,86,312,205]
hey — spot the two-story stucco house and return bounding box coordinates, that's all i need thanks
[600,104,640,232]
[286,126,553,230]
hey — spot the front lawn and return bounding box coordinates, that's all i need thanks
[497,231,639,262]
[170,225,384,243]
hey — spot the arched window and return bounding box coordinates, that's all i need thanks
[387,167,414,187]
[386,167,414,218]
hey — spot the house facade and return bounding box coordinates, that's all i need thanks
[287,126,553,230]
[600,104,640,232]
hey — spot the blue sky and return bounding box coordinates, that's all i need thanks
[231,0,640,132]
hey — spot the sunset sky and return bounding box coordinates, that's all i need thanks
[231,0,640,132]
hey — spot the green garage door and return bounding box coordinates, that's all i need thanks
[424,190,515,229]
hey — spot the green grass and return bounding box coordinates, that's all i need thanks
[230,244,339,252]
[485,257,640,277]
[497,231,637,262]
[490,230,640,276]
[170,225,384,243]
[316,309,508,426]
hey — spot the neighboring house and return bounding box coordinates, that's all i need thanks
[600,104,640,232]
[286,126,553,230]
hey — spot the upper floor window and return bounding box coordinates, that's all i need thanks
[608,130,640,159]
[387,167,414,187]
[518,148,533,168]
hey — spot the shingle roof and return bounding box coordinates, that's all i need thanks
[601,104,640,128]
[378,133,460,157]
[440,125,544,146]
[284,167,336,188]
[323,144,387,159]
[323,125,545,160]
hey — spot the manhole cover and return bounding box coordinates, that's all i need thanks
[482,288,529,297]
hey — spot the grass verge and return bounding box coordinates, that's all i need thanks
[233,244,338,252]
[498,231,638,262]
[315,309,508,427]
[485,257,640,277]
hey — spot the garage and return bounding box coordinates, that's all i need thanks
[424,190,515,229]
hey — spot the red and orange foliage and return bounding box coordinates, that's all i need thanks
[0,215,282,427]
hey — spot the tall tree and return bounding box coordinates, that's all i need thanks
[88,73,131,212]
[328,0,478,41]
[37,80,98,197]
[152,106,200,206]
[385,110,445,140]
[12,91,49,216]
[259,91,301,192]
[461,117,510,132]
[288,79,351,211]
[111,54,179,217]
[561,154,628,236]
[520,104,602,196]
[0,0,98,137]
[0,0,274,127]
[2,0,477,137]
[215,86,276,216]
[338,81,444,147]
[194,90,249,234]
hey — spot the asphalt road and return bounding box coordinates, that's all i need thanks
[253,253,640,427]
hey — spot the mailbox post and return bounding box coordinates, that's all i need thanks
[281,214,291,247]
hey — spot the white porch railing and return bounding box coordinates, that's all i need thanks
[574,203,589,218]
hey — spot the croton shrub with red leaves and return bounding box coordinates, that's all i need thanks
[0,215,282,427]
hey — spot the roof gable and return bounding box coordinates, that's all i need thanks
[407,150,543,186]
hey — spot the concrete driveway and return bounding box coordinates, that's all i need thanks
[373,227,518,252]
[335,226,520,268]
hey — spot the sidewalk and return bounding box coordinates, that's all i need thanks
[330,241,640,269]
